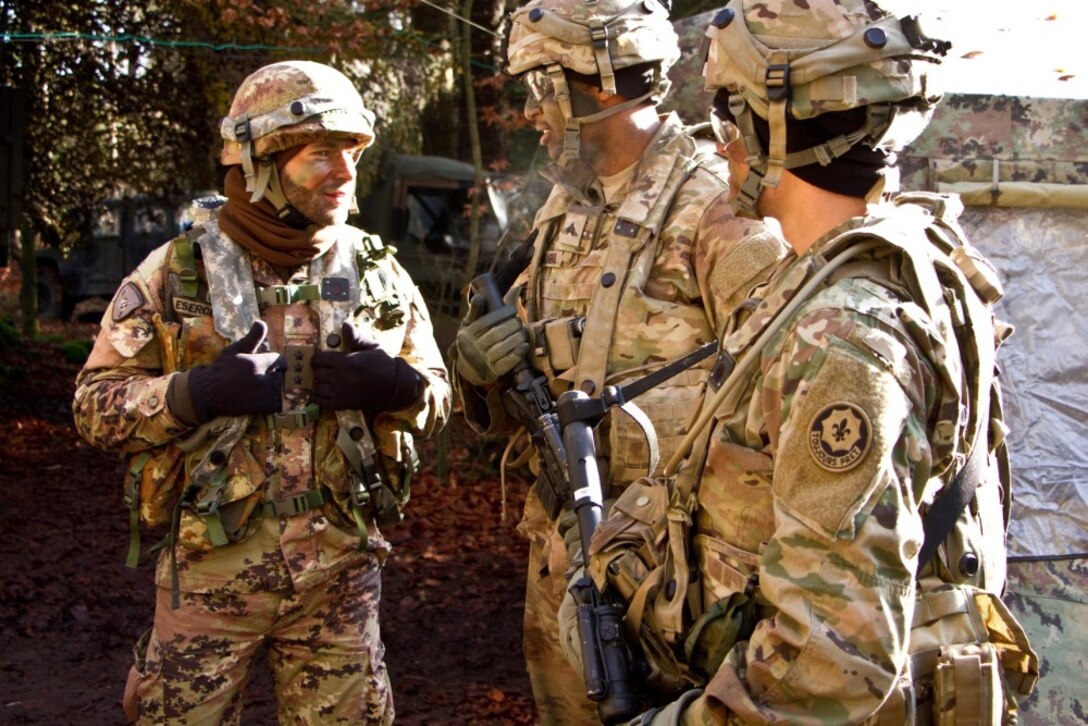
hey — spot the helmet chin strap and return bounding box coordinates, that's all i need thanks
[726,90,884,220]
[728,93,771,220]
[239,140,314,229]
[544,63,657,201]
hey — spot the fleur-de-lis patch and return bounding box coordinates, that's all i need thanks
[807,403,872,472]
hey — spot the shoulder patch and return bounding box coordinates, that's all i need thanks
[807,403,872,472]
[113,282,145,321]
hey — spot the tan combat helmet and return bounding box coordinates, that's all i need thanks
[503,0,679,169]
[702,0,950,218]
[220,61,376,224]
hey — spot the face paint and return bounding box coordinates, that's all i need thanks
[279,139,362,226]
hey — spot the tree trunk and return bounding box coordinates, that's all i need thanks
[19,228,40,338]
[458,0,485,321]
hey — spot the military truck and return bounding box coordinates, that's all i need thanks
[32,154,528,325]
[665,12,1088,724]
[355,153,513,317]
[34,196,186,320]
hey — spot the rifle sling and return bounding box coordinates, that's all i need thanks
[615,341,719,404]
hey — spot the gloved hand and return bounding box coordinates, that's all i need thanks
[454,298,530,387]
[168,320,285,424]
[311,321,424,415]
[558,499,616,571]
[557,567,588,676]
[637,689,707,725]
[558,508,584,569]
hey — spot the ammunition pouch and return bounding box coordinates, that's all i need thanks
[326,410,416,549]
[871,584,1039,723]
[530,315,584,380]
[586,477,708,699]
[173,415,265,552]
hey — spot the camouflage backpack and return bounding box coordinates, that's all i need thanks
[584,192,1038,714]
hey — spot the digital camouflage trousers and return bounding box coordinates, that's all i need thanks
[124,556,392,725]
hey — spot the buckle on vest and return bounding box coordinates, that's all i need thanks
[589,26,609,50]
[257,487,329,518]
[765,64,790,101]
[257,284,320,307]
[262,403,319,429]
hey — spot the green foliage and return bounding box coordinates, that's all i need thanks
[59,339,92,364]
[0,316,17,352]
[0,0,471,249]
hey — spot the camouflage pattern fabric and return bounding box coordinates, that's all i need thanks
[629,201,1026,723]
[659,13,715,127]
[899,93,1088,195]
[220,61,376,166]
[74,224,449,721]
[1004,558,1088,726]
[124,541,391,725]
[454,112,786,724]
[504,0,680,79]
[518,491,600,724]
[701,0,943,124]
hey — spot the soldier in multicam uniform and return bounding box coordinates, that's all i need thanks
[560,1,1041,723]
[73,61,450,724]
[450,0,786,722]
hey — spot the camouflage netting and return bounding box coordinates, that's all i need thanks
[668,12,1088,722]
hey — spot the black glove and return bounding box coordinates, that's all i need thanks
[311,321,424,415]
[168,320,286,424]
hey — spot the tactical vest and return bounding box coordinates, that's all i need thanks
[586,193,1038,720]
[123,218,417,567]
[520,119,724,491]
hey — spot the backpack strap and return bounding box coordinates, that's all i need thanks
[122,452,153,569]
[664,239,884,477]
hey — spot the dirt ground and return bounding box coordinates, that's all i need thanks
[0,275,537,724]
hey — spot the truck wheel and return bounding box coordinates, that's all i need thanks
[36,263,65,321]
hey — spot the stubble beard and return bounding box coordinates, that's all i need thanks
[280,173,353,227]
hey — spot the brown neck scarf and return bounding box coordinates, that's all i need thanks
[216,166,339,267]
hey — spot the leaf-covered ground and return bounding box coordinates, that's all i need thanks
[0,276,536,724]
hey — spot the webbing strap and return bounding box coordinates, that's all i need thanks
[589,25,616,95]
[255,487,329,518]
[195,465,231,548]
[256,283,321,307]
[186,416,250,548]
[173,237,199,298]
[123,452,152,569]
[259,403,320,431]
[335,411,381,549]
[573,232,645,396]
[764,52,789,190]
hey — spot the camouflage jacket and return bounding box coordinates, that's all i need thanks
[73,220,450,595]
[457,112,786,489]
[653,198,1034,723]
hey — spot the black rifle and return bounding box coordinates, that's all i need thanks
[471,253,717,722]
[558,387,643,723]
[469,269,570,517]
[554,342,716,723]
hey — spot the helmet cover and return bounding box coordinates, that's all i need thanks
[221,61,376,165]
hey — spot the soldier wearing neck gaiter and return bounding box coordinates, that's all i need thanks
[74,60,450,724]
